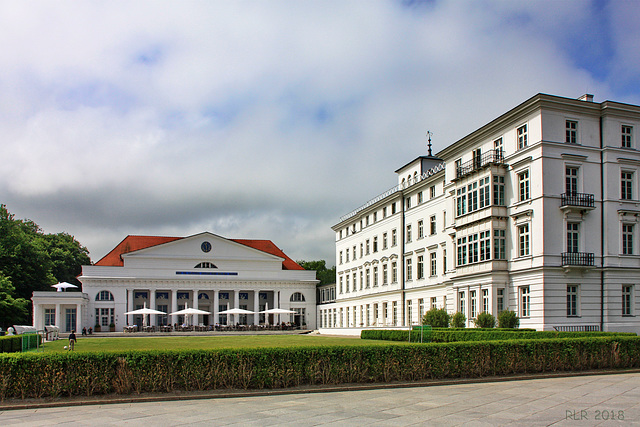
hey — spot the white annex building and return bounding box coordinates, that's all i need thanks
[32,232,318,332]
[320,93,640,333]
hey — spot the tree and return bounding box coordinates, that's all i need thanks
[0,273,29,328]
[451,311,466,328]
[0,204,91,326]
[422,307,450,327]
[297,260,336,286]
[474,311,496,328]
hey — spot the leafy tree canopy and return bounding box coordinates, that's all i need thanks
[296,260,336,286]
[0,204,91,327]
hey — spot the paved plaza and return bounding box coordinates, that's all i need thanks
[2,372,639,426]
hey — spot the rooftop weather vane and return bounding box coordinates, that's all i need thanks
[426,131,433,156]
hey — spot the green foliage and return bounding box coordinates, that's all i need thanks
[0,205,90,328]
[451,311,466,328]
[0,336,23,353]
[474,312,496,328]
[2,336,639,400]
[498,310,520,329]
[422,308,450,328]
[297,259,336,286]
[362,329,636,343]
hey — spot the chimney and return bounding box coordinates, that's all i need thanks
[578,94,594,102]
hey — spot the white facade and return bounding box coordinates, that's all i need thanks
[322,93,640,333]
[33,232,318,332]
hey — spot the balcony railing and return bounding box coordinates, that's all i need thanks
[561,192,595,208]
[455,149,504,179]
[561,252,594,267]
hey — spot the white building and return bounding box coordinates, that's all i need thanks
[33,232,318,332]
[321,93,640,333]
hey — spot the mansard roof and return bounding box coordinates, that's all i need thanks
[94,234,304,270]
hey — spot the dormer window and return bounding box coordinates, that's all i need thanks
[195,262,217,269]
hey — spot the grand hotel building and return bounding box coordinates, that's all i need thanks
[320,93,640,332]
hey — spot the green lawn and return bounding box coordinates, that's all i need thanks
[36,334,405,353]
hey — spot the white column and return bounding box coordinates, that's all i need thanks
[253,291,260,325]
[213,291,219,325]
[233,290,239,325]
[193,290,199,325]
[171,290,178,327]
[55,303,61,328]
[127,289,133,325]
[76,303,82,332]
[150,289,156,327]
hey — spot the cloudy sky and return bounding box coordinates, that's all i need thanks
[1,0,639,265]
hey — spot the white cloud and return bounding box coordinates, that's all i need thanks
[0,0,638,263]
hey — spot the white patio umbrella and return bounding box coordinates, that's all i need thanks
[51,282,78,292]
[124,303,165,327]
[169,303,211,326]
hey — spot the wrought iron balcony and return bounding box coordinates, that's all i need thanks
[560,192,595,208]
[455,149,505,179]
[561,252,594,267]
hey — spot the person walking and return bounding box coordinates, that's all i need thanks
[68,330,77,351]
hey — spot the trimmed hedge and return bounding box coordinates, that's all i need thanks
[362,329,637,343]
[1,337,640,400]
[0,336,22,353]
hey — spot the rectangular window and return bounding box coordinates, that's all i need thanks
[430,252,437,277]
[493,176,505,206]
[566,120,578,144]
[392,262,397,283]
[621,171,634,200]
[567,285,578,317]
[443,249,447,273]
[366,269,370,288]
[430,215,437,235]
[373,212,377,222]
[352,273,357,292]
[430,185,436,198]
[567,223,579,253]
[383,233,388,250]
[345,249,349,263]
[393,302,398,326]
[494,137,503,154]
[519,170,530,201]
[479,230,491,261]
[497,288,505,313]
[406,258,413,281]
[418,220,424,239]
[519,224,530,257]
[383,264,388,285]
[391,202,396,214]
[456,187,466,216]
[517,124,528,149]
[479,177,490,208]
[417,255,424,279]
[566,166,579,195]
[360,271,363,290]
[392,229,397,246]
[482,289,489,313]
[623,224,634,255]
[366,239,370,255]
[373,266,379,287]
[622,285,633,316]
[45,308,56,326]
[373,236,378,253]
[470,290,477,319]
[467,181,478,212]
[521,286,530,317]
[419,298,425,317]
[457,236,467,266]
[622,125,633,148]
[406,224,412,242]
[458,291,465,315]
[339,276,343,294]
[431,297,437,309]
[345,275,350,293]
[383,206,387,218]
[468,234,479,263]
[339,251,343,264]
[418,192,423,204]
[406,300,413,325]
[406,197,411,209]
[494,230,506,260]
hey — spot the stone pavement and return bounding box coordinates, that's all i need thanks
[2,372,639,426]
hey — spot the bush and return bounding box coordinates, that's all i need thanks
[0,336,22,353]
[498,310,520,329]
[474,312,496,328]
[2,336,640,400]
[451,312,466,328]
[422,308,450,328]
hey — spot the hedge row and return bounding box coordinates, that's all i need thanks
[0,336,22,353]
[1,337,639,400]
[362,329,637,343]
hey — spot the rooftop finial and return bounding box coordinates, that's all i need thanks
[426,131,433,156]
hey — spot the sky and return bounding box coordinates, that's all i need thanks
[1,0,639,265]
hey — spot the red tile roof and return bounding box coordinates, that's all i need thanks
[95,236,183,266]
[94,235,304,270]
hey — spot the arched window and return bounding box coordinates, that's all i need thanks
[195,262,217,269]
[198,292,209,300]
[96,290,114,301]
[290,292,305,302]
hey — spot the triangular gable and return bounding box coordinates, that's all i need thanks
[94,235,183,266]
[232,239,304,270]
